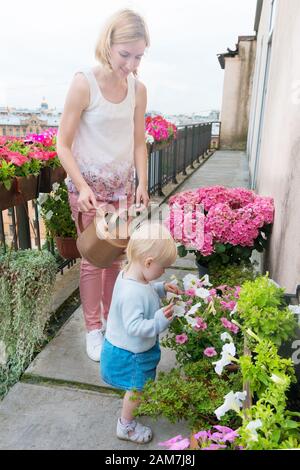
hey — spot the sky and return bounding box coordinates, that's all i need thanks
[0,0,257,115]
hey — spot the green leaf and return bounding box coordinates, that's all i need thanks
[215,243,226,254]
[177,245,188,257]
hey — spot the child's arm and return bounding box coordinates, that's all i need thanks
[122,296,173,338]
[152,281,184,298]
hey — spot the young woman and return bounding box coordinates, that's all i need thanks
[57,9,150,361]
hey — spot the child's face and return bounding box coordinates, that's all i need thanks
[110,40,146,78]
[142,258,166,282]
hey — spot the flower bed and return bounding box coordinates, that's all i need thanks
[166,186,275,267]
[136,272,300,450]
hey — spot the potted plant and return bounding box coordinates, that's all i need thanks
[145,115,177,151]
[166,186,275,276]
[39,182,80,259]
[0,138,42,210]
[25,129,66,193]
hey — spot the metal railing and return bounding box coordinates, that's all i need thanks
[0,121,219,271]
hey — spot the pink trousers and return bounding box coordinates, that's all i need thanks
[68,192,126,332]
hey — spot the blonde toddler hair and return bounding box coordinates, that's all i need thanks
[95,9,150,77]
[125,221,177,271]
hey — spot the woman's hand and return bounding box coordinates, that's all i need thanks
[135,184,149,208]
[164,283,184,296]
[77,186,97,212]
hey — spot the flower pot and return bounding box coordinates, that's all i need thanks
[39,166,66,193]
[0,175,39,211]
[195,259,209,278]
[55,236,81,259]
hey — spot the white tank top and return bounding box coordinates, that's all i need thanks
[66,67,136,202]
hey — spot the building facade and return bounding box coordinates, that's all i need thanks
[218,36,257,150]
[247,0,300,293]
[0,99,61,137]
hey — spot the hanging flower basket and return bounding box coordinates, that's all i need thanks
[39,166,67,193]
[55,236,81,260]
[0,175,39,211]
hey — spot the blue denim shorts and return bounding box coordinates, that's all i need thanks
[100,339,161,392]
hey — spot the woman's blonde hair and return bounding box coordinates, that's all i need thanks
[95,9,150,77]
[124,221,177,271]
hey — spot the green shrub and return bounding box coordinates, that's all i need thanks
[0,249,57,398]
[208,260,257,287]
[135,359,242,430]
[237,275,297,346]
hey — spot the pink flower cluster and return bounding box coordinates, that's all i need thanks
[25,128,57,147]
[166,186,274,256]
[145,115,177,143]
[159,426,241,451]
[194,317,207,331]
[221,317,239,334]
[0,129,58,169]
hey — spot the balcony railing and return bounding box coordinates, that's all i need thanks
[0,122,219,272]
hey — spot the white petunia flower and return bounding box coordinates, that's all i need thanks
[173,304,186,317]
[200,274,212,287]
[215,390,247,420]
[186,316,198,328]
[45,210,53,220]
[166,292,181,302]
[221,332,234,343]
[183,273,199,291]
[52,182,60,192]
[194,287,210,299]
[38,193,49,204]
[245,419,262,441]
[213,342,236,375]
[186,302,202,316]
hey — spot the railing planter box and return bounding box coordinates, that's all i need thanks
[39,166,67,193]
[55,236,81,260]
[0,175,39,211]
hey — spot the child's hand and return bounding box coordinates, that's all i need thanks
[164,282,184,296]
[163,301,174,320]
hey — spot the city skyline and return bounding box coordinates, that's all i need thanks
[0,0,257,114]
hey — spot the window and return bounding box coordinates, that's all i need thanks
[2,128,6,136]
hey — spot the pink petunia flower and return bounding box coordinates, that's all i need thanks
[175,334,188,344]
[204,347,217,357]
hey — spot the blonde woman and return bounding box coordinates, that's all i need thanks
[101,222,182,443]
[57,10,150,361]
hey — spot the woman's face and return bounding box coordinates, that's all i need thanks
[110,39,146,78]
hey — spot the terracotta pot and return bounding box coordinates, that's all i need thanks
[0,175,39,211]
[55,236,81,259]
[39,166,66,193]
